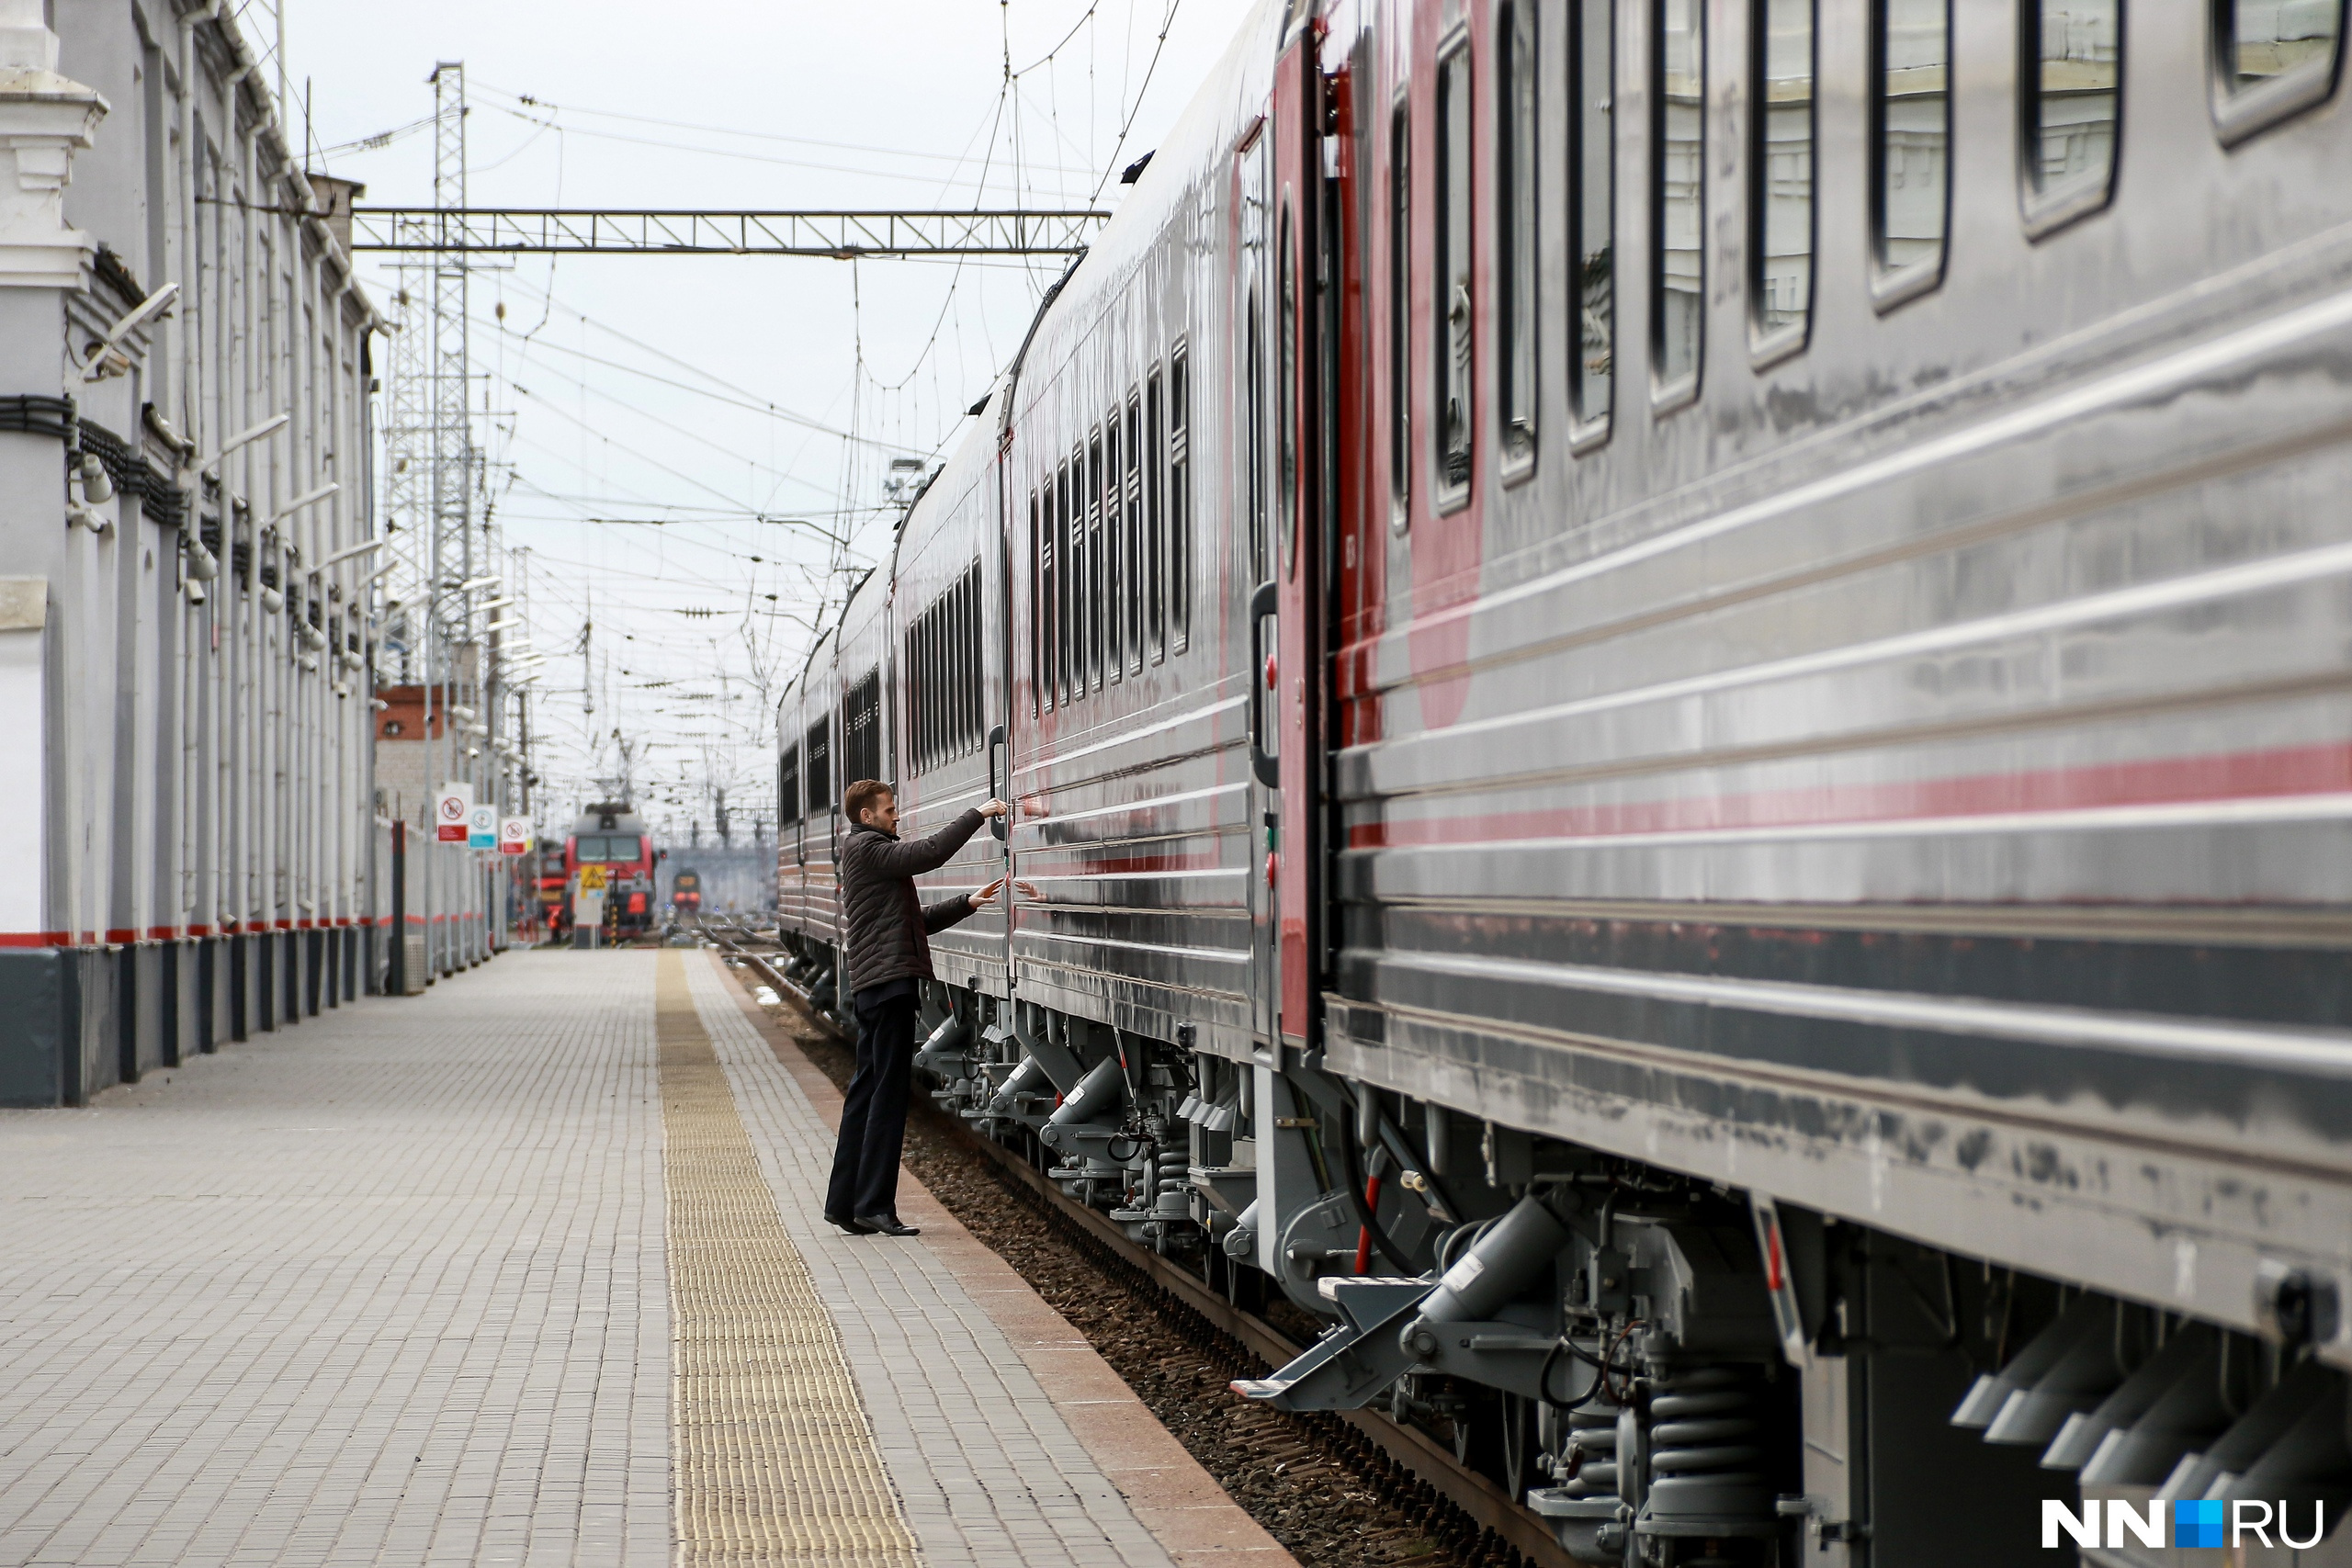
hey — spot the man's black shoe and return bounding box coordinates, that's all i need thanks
[825,1213,873,1235]
[855,1213,920,1237]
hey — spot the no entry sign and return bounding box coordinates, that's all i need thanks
[435,782,473,843]
[499,818,531,856]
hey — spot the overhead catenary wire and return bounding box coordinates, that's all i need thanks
[372,2,1204,833]
[476,81,1101,176]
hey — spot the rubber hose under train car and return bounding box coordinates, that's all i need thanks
[1339,1085,1420,1276]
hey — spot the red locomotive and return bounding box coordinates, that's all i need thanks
[561,803,658,939]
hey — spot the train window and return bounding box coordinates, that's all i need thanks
[1056,457,1073,707]
[910,560,983,769]
[955,570,971,752]
[1389,98,1412,523]
[1077,440,1094,694]
[931,609,944,764]
[842,667,881,791]
[1653,0,1705,398]
[1241,132,1270,581]
[911,597,929,766]
[1170,345,1192,652]
[1278,200,1299,571]
[1104,412,1124,684]
[1031,490,1049,714]
[1146,369,1166,662]
[1498,0,1538,466]
[1247,284,1268,576]
[1751,0,1815,353]
[804,717,831,814]
[1569,0,1615,431]
[778,742,799,825]
[1434,33,1474,496]
[1871,0,1950,306]
[2021,0,2119,231]
[1087,430,1106,691]
[910,615,927,766]
[2213,0,2340,140]
[1061,453,1077,706]
[947,576,962,754]
[1125,391,1143,674]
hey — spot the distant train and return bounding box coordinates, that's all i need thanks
[669,869,702,914]
[775,0,2352,1558]
[532,846,568,936]
[561,803,659,939]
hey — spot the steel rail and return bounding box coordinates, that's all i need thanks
[695,916,1578,1568]
[348,208,1107,256]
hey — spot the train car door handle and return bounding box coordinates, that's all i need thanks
[1248,581,1280,789]
[987,724,1007,842]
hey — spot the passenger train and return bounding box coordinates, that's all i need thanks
[776,1,2352,1558]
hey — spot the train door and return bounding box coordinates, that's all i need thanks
[989,481,1014,991]
[1262,19,1341,1055]
[1241,107,1279,1052]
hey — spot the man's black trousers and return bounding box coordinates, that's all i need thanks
[825,986,920,1221]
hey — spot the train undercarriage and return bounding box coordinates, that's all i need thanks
[772,932,2352,1565]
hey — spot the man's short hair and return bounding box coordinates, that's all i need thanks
[843,779,893,822]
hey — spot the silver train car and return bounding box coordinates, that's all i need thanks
[776,0,2352,1559]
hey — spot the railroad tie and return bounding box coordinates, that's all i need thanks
[655,950,922,1566]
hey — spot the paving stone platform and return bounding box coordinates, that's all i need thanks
[0,947,1294,1568]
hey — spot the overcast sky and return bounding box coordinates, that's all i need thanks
[283,0,1257,840]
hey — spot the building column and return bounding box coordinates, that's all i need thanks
[0,0,106,1105]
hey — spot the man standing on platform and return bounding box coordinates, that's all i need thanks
[824,778,1010,1236]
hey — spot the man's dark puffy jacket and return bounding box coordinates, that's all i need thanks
[839,808,987,998]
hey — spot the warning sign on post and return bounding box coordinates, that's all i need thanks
[577,864,608,892]
[499,818,531,856]
[467,803,498,850]
[435,782,473,843]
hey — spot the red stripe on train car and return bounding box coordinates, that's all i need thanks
[1348,739,2352,847]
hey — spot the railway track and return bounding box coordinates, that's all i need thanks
[690,915,1573,1568]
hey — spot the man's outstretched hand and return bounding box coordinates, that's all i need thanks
[978,798,1011,818]
[968,877,1041,910]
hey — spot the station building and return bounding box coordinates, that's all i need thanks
[0,0,381,1103]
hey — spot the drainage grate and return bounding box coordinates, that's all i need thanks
[656,951,920,1566]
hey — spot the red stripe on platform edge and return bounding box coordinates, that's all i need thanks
[187,924,214,936]
[274,919,294,930]
[0,931,73,947]
[144,926,183,941]
[104,929,139,943]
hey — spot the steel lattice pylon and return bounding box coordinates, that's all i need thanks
[429,60,473,713]
[380,266,431,674]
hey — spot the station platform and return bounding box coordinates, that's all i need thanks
[0,948,1295,1568]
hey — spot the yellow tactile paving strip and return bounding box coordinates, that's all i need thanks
[657,950,922,1567]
